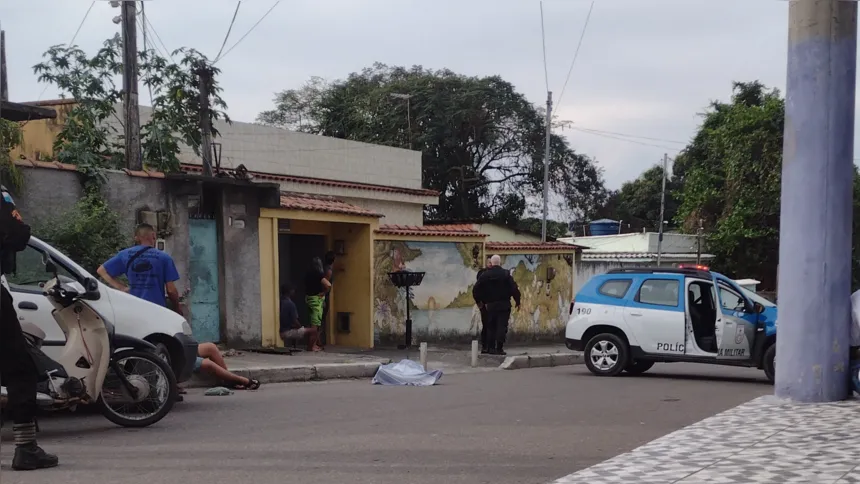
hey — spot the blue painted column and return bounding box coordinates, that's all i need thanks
[776,0,857,402]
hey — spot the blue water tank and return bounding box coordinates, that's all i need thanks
[589,219,620,236]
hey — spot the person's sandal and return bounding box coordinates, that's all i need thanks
[231,378,261,390]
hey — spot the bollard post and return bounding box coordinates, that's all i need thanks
[471,340,479,368]
[419,342,428,371]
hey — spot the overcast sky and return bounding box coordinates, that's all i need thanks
[2,0,798,190]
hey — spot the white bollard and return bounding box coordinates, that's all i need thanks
[471,340,479,367]
[419,342,428,370]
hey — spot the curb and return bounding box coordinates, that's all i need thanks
[500,352,584,370]
[185,360,391,387]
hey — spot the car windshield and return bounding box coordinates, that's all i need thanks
[739,286,776,308]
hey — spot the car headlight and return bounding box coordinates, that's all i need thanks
[182,321,193,336]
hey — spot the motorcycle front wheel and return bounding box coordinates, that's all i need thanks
[98,349,178,428]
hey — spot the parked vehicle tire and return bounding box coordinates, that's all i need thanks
[624,360,655,375]
[98,349,178,428]
[153,342,172,365]
[584,333,628,377]
[763,344,776,384]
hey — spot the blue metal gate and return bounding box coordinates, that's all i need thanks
[189,218,221,343]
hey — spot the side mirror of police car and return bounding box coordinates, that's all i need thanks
[44,260,57,275]
[753,302,765,314]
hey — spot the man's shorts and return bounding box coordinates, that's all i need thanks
[305,295,324,327]
[281,327,309,341]
[193,357,204,373]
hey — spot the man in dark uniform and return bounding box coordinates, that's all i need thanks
[0,184,59,470]
[472,254,521,356]
[476,256,492,354]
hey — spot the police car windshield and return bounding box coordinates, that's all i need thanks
[739,286,776,308]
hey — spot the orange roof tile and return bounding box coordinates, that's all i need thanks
[376,224,487,238]
[181,164,439,198]
[280,193,382,218]
[486,241,584,252]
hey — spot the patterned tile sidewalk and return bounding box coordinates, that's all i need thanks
[552,395,860,483]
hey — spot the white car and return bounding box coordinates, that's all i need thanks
[2,237,199,383]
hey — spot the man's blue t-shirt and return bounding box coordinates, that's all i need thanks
[103,245,179,307]
[280,297,299,334]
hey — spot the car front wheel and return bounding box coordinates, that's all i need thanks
[584,333,629,377]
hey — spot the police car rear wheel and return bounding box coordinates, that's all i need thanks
[584,333,628,377]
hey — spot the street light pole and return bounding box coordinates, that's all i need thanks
[776,0,856,403]
[390,93,413,150]
[541,91,552,242]
[656,153,668,266]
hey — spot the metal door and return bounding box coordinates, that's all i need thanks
[189,218,221,343]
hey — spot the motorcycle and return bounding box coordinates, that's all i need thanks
[1,256,178,427]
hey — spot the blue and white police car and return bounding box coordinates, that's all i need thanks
[565,266,778,381]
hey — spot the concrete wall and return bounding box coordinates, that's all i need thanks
[574,258,702,297]
[476,224,542,243]
[373,239,574,344]
[563,233,702,254]
[219,189,263,346]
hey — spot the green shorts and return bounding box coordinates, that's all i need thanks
[306,295,324,327]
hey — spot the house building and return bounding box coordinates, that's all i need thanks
[11,99,582,348]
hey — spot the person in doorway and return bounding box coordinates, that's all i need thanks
[280,283,320,351]
[0,184,59,470]
[193,342,260,390]
[319,251,337,349]
[476,256,492,354]
[304,257,331,349]
[97,223,182,312]
[472,254,521,356]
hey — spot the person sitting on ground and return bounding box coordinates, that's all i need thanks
[194,342,261,390]
[280,283,320,351]
[304,257,331,349]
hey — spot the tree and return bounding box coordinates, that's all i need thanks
[674,81,785,289]
[257,63,607,221]
[596,165,678,233]
[0,119,24,192]
[33,36,230,179]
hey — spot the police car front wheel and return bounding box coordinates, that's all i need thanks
[584,333,629,377]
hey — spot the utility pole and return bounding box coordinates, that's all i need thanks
[0,30,8,102]
[656,153,668,266]
[695,218,703,265]
[121,0,142,171]
[541,91,553,242]
[390,93,413,150]
[776,0,856,403]
[196,62,214,177]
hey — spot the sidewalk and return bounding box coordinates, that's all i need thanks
[551,395,860,483]
[188,344,582,387]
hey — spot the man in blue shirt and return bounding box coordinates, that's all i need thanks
[280,283,318,351]
[98,223,181,311]
[98,224,260,391]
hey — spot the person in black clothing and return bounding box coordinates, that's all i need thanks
[476,256,492,354]
[472,254,521,355]
[0,185,59,470]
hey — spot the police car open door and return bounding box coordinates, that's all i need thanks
[713,275,757,360]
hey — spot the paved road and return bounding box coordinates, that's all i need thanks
[2,363,771,484]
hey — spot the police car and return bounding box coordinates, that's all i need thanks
[565,266,778,381]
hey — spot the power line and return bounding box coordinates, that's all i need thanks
[556,0,595,107]
[214,0,280,64]
[539,1,550,93]
[568,126,681,151]
[143,13,173,61]
[214,1,242,63]
[36,1,96,101]
[571,126,688,145]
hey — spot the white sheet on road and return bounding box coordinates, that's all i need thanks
[372,359,443,386]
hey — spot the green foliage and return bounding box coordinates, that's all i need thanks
[673,81,786,289]
[0,119,24,192]
[33,37,230,176]
[257,63,607,222]
[37,192,127,275]
[517,217,569,239]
